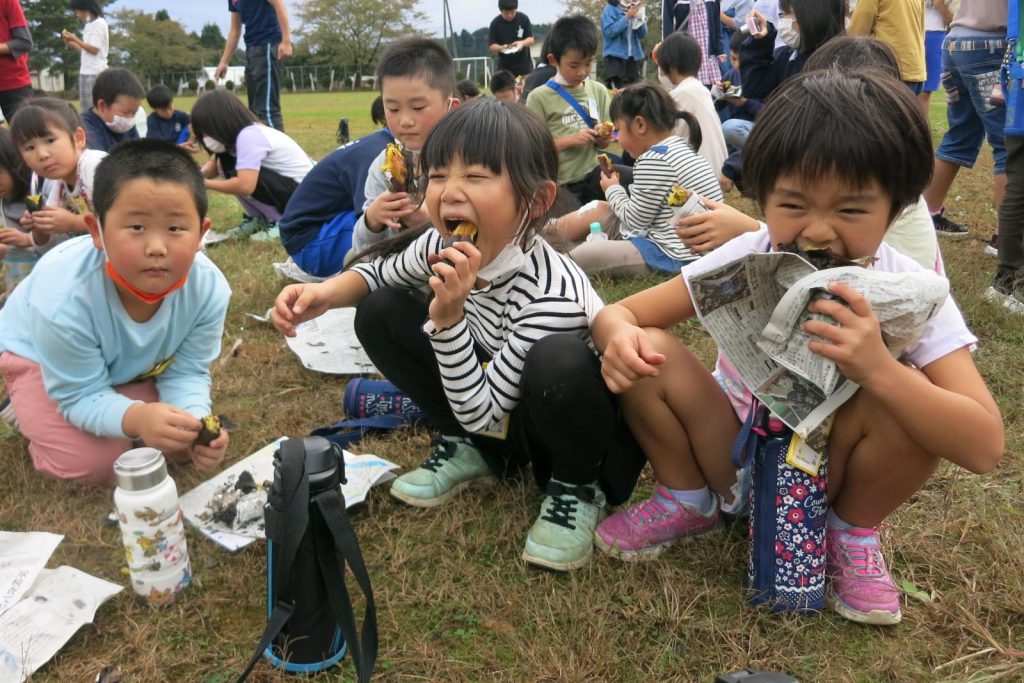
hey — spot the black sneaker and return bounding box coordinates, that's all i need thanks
[984,272,1024,315]
[984,234,998,257]
[932,208,969,235]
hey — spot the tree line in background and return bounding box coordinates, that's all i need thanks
[21,0,657,88]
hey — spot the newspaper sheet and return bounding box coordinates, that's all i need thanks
[0,566,121,682]
[686,252,948,449]
[180,438,399,552]
[284,308,378,375]
[0,532,63,617]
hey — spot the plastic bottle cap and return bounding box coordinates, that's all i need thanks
[113,447,168,491]
[589,222,601,234]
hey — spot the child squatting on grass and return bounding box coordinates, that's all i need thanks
[272,99,647,572]
[10,97,104,254]
[591,69,1004,625]
[0,140,232,487]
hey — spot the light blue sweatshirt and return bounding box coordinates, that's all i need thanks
[0,235,231,438]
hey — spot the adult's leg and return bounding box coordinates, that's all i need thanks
[0,85,32,121]
[996,135,1024,279]
[923,158,963,213]
[0,352,159,487]
[246,44,285,131]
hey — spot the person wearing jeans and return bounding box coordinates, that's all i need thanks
[922,0,1008,235]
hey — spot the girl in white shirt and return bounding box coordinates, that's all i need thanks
[63,0,108,112]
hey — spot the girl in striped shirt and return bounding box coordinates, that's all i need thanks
[567,81,724,278]
[271,99,645,572]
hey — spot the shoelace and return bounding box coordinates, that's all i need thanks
[627,495,671,524]
[541,495,578,529]
[540,481,597,529]
[842,543,885,578]
[421,437,458,473]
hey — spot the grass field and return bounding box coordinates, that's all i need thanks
[0,91,1022,682]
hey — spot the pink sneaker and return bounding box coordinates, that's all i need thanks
[594,485,720,561]
[826,526,902,625]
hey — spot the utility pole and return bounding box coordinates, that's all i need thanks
[442,0,458,59]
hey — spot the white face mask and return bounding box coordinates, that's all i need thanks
[203,136,227,154]
[777,17,802,50]
[552,71,574,87]
[105,115,136,134]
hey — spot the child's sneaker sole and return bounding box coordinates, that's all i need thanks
[593,521,721,562]
[828,592,902,626]
[521,545,594,572]
[389,475,496,509]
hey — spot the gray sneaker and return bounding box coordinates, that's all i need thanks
[523,480,606,571]
[204,215,268,245]
[985,273,1024,315]
[390,436,494,508]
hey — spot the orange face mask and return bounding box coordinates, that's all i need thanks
[105,261,187,305]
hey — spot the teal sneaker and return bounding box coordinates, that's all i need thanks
[250,222,280,242]
[204,215,266,245]
[389,436,494,508]
[523,480,606,571]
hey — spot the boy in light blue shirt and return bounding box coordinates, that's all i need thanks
[0,139,232,486]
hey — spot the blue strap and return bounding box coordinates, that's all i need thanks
[310,415,414,449]
[546,80,596,128]
[730,400,762,469]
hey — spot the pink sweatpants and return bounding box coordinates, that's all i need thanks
[0,351,159,487]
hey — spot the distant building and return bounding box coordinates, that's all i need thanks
[201,65,246,87]
[30,68,65,93]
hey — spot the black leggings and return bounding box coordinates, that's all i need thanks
[217,153,298,214]
[353,287,646,505]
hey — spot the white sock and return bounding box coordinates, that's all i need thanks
[827,509,854,530]
[664,486,714,515]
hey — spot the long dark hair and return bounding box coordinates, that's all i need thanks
[781,0,845,55]
[0,128,30,202]
[190,90,259,153]
[610,81,703,152]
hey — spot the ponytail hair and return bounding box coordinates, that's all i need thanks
[609,81,702,152]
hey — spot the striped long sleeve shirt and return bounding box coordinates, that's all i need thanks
[605,134,723,262]
[350,230,604,434]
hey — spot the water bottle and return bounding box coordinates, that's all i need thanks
[113,447,191,607]
[585,221,608,242]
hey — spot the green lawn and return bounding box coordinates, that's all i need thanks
[0,91,1021,682]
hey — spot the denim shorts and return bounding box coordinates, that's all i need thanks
[935,36,1008,173]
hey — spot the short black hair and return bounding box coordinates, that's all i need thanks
[804,35,900,80]
[548,14,599,60]
[10,97,80,147]
[779,0,846,55]
[146,84,174,110]
[92,68,145,108]
[69,0,102,17]
[0,128,30,201]
[376,38,455,98]
[498,0,518,10]
[456,79,481,99]
[743,69,932,222]
[92,139,208,224]
[370,95,386,127]
[490,70,515,94]
[658,31,702,77]
[190,90,259,152]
